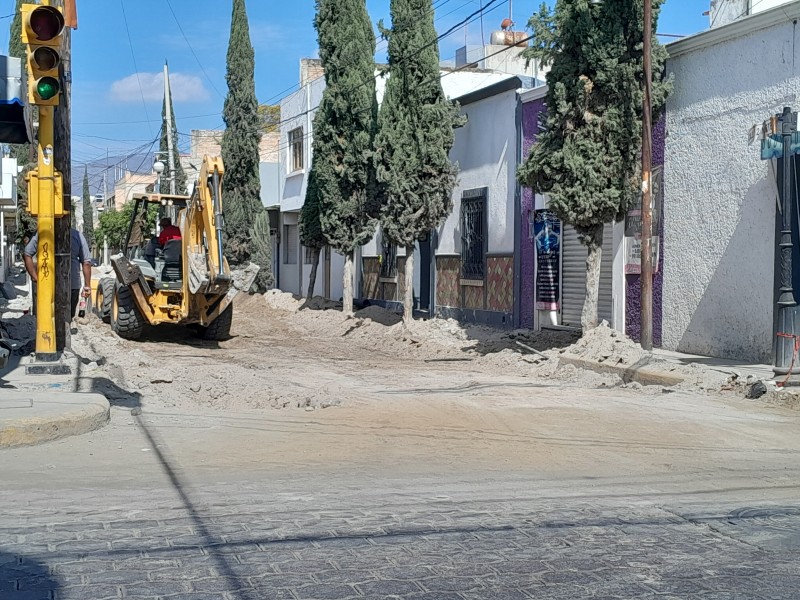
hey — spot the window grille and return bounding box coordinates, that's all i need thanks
[460,188,487,280]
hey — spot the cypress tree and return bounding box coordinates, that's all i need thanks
[82,167,94,250]
[300,167,327,299]
[518,0,670,332]
[221,0,270,282]
[374,0,465,325]
[313,0,379,316]
[159,74,188,195]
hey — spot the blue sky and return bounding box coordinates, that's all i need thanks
[1,0,709,181]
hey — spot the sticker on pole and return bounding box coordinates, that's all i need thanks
[43,145,53,166]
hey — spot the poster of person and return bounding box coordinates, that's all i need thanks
[533,209,561,311]
[625,166,662,275]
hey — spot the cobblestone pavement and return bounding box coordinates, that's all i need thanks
[3,476,800,600]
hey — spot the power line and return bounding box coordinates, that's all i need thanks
[164,0,225,100]
[119,0,153,138]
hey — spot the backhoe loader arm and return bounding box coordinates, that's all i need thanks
[186,156,231,294]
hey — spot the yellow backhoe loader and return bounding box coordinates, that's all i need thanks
[94,156,256,341]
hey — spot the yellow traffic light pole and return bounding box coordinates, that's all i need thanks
[20,2,65,362]
[35,105,57,360]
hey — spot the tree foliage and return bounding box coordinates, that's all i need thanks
[159,76,188,195]
[95,201,135,254]
[258,104,280,134]
[249,210,274,292]
[375,0,465,249]
[300,167,326,251]
[517,0,670,329]
[221,0,270,276]
[82,167,94,249]
[312,0,379,257]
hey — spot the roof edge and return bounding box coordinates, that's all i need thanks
[667,1,800,58]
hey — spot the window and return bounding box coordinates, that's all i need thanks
[460,188,487,280]
[379,235,397,278]
[289,128,304,172]
[283,224,298,265]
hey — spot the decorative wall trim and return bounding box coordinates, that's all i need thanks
[436,306,514,329]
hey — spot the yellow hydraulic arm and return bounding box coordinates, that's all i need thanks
[185,156,231,295]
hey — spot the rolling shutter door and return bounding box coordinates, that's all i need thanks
[560,223,613,327]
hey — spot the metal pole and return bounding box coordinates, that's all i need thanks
[774,107,800,383]
[35,105,58,361]
[164,63,177,196]
[640,0,654,351]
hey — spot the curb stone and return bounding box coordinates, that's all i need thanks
[0,392,110,449]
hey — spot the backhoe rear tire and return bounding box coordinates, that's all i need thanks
[200,303,233,341]
[95,278,115,324]
[112,283,144,340]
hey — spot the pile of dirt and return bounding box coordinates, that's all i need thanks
[553,321,650,367]
[264,289,302,313]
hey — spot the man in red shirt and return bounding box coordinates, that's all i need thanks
[158,217,182,247]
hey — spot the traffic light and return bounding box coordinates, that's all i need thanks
[20,4,64,106]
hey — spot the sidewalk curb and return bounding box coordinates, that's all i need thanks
[0,393,110,449]
[557,354,687,387]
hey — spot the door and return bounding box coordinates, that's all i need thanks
[418,234,431,313]
[560,223,613,327]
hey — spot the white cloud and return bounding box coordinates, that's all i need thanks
[110,72,210,103]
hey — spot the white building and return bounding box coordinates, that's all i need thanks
[0,157,20,284]
[277,58,525,302]
[638,2,800,362]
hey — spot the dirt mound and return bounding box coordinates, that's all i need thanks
[302,296,343,311]
[354,305,402,326]
[264,289,302,313]
[556,321,649,367]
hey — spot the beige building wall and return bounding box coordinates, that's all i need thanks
[113,171,157,209]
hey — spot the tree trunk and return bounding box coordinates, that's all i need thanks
[581,225,603,333]
[342,251,354,317]
[306,247,321,300]
[403,245,415,326]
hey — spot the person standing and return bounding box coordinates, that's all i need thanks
[23,228,92,320]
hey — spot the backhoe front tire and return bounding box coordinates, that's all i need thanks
[95,278,115,324]
[200,303,233,341]
[112,283,144,340]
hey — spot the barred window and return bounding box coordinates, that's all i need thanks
[289,128,304,172]
[460,188,487,280]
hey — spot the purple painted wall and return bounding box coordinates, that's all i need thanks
[625,114,665,346]
[520,97,547,328]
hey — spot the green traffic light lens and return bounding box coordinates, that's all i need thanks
[36,77,59,101]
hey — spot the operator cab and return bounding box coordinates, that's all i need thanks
[124,194,189,292]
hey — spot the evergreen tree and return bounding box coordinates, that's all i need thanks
[159,73,188,195]
[300,167,327,299]
[250,211,274,290]
[374,0,465,325]
[518,0,670,332]
[82,167,94,250]
[221,0,270,283]
[313,0,379,316]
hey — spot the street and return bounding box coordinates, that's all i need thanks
[2,299,800,599]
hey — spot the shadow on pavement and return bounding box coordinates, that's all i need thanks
[0,550,58,599]
[134,415,251,599]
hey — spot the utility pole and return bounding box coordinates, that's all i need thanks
[640,0,654,351]
[164,62,177,196]
[53,0,72,353]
